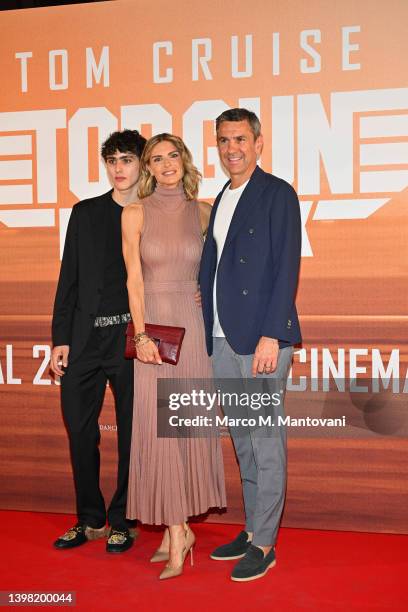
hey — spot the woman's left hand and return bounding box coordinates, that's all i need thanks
[136,338,163,365]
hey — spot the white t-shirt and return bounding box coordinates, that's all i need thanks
[212,180,249,337]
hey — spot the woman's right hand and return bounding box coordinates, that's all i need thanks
[136,338,163,365]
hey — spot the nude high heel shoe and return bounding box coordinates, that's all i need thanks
[150,528,170,563]
[150,549,170,563]
[159,527,195,580]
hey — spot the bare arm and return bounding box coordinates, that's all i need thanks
[122,203,162,365]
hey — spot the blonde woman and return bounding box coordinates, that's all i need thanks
[122,134,226,579]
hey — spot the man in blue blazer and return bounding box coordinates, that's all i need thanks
[199,108,302,582]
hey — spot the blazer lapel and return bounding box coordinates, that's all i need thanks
[207,179,230,241]
[223,166,267,247]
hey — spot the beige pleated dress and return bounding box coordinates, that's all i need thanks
[126,184,226,525]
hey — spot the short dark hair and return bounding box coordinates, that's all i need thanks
[101,129,147,160]
[216,108,261,139]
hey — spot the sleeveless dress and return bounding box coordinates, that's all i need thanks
[127,184,226,525]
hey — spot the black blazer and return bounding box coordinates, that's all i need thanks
[52,190,122,362]
[199,166,302,356]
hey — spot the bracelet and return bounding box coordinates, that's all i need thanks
[136,336,153,348]
[133,331,149,345]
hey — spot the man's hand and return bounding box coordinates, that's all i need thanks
[51,345,70,376]
[194,288,202,307]
[252,337,279,377]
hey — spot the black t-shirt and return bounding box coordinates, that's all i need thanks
[97,197,129,316]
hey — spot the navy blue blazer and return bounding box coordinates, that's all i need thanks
[199,166,302,356]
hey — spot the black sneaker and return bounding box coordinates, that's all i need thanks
[106,528,135,554]
[53,524,88,549]
[210,530,252,560]
[231,545,276,582]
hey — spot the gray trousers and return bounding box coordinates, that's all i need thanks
[212,338,293,546]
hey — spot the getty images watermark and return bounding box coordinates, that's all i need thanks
[166,387,345,429]
[155,378,372,439]
[156,377,407,439]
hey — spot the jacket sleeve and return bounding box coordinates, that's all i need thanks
[51,205,79,346]
[260,182,301,342]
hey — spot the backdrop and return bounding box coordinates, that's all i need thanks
[0,0,407,533]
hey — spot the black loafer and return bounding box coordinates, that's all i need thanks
[210,530,252,560]
[53,524,88,549]
[106,528,134,554]
[231,545,276,582]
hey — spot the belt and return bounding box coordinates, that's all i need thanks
[94,313,131,327]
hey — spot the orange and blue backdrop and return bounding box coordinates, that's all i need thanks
[0,0,407,533]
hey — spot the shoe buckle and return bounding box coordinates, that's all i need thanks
[108,530,127,545]
[61,525,83,541]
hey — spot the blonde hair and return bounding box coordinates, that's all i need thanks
[137,133,201,200]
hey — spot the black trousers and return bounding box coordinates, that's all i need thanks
[61,324,134,530]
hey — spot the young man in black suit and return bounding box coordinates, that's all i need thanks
[51,129,146,553]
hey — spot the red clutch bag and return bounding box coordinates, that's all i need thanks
[125,322,185,365]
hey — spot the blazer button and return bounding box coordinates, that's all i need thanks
[248,228,254,234]
[242,289,249,296]
[239,257,246,264]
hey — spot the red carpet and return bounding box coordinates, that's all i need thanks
[1,510,407,611]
